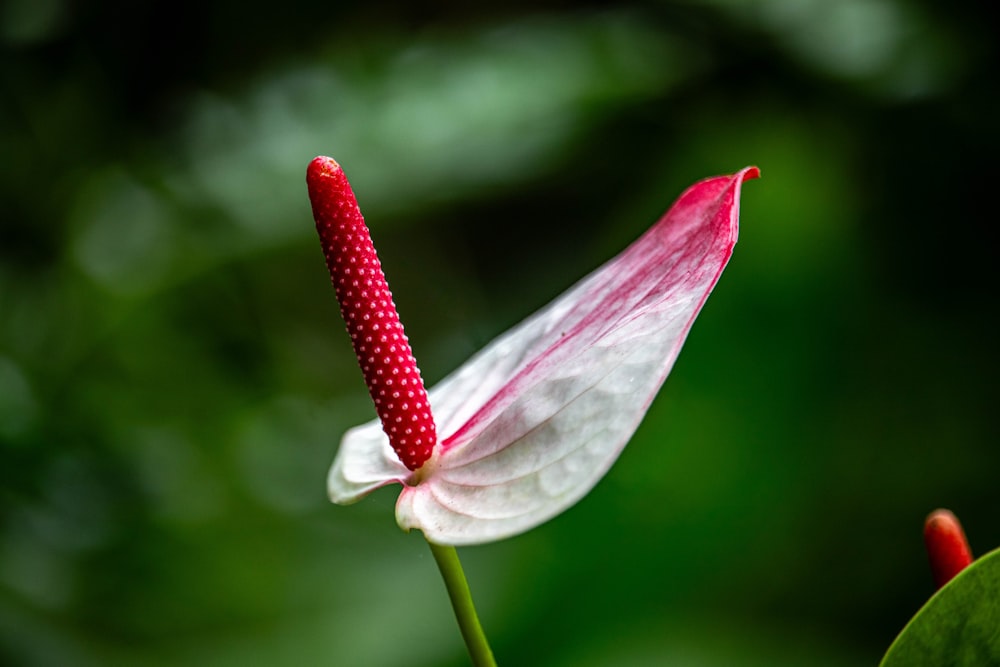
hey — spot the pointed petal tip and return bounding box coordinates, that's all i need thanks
[741,166,761,181]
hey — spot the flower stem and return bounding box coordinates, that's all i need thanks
[427,540,497,667]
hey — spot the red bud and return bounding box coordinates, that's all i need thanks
[923,508,973,590]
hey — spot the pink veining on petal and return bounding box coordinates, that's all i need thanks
[439,167,758,461]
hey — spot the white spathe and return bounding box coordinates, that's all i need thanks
[329,167,759,545]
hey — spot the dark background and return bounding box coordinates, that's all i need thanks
[2,1,997,664]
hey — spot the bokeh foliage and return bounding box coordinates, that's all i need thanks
[1,0,998,665]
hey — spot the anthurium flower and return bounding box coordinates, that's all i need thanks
[307,156,758,546]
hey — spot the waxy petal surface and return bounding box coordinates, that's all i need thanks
[330,167,758,544]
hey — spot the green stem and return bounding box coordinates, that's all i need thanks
[427,540,497,667]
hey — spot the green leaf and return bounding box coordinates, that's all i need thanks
[881,546,1000,667]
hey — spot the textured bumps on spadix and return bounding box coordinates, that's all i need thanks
[307,156,436,471]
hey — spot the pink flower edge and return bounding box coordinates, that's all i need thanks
[329,166,759,545]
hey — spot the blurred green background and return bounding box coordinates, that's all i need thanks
[2,0,997,665]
